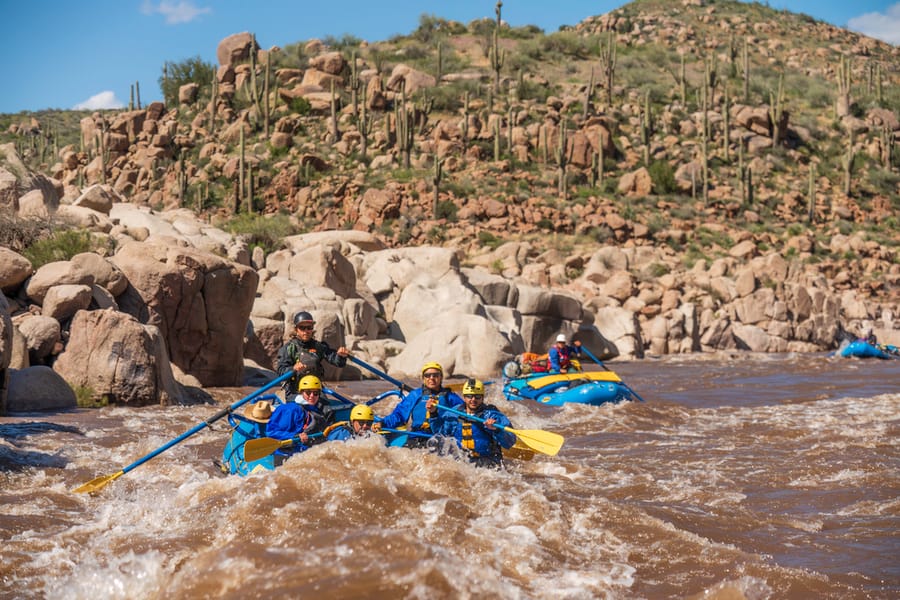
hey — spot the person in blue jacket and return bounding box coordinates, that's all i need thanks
[430,378,516,468]
[326,404,377,441]
[266,393,325,455]
[548,334,582,373]
[372,361,463,446]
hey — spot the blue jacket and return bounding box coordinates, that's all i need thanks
[430,404,516,462]
[549,344,581,373]
[381,387,463,432]
[326,423,355,442]
[265,403,316,454]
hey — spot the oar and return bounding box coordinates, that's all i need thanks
[74,371,294,494]
[437,404,564,456]
[580,345,646,402]
[243,432,323,462]
[348,355,413,392]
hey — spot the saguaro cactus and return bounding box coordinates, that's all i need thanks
[490,1,505,91]
[769,72,785,148]
[432,153,443,217]
[555,121,568,199]
[807,163,816,223]
[842,133,856,196]
[600,32,617,106]
[836,54,852,118]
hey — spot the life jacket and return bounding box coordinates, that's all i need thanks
[457,404,503,461]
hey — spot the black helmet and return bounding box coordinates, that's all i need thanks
[293,311,314,326]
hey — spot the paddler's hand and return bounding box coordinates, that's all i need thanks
[299,432,309,444]
[337,346,349,357]
[371,422,382,432]
[426,396,438,415]
[484,417,497,431]
[293,360,307,373]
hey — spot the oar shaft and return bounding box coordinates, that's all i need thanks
[381,428,432,439]
[114,371,293,476]
[436,404,509,433]
[348,355,413,392]
[580,346,645,402]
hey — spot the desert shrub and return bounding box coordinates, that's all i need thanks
[648,160,677,194]
[159,56,215,107]
[477,230,503,249]
[0,211,53,253]
[222,213,299,254]
[23,228,99,269]
[435,200,458,221]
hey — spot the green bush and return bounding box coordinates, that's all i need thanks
[435,200,458,221]
[159,56,215,107]
[222,213,299,254]
[23,229,101,269]
[648,160,677,194]
[477,230,503,249]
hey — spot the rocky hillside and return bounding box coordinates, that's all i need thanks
[0,0,898,410]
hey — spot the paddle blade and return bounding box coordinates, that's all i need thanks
[507,428,564,456]
[503,439,535,461]
[243,437,291,462]
[73,470,124,494]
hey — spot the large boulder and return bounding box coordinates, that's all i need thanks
[0,247,32,294]
[53,309,186,406]
[110,241,258,386]
[7,366,76,412]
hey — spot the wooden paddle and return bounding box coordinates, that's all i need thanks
[74,371,294,494]
[437,404,564,456]
[243,432,323,462]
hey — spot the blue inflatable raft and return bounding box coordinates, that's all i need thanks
[502,370,641,407]
[838,340,896,359]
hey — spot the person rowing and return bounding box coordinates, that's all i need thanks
[429,378,516,469]
[372,361,463,446]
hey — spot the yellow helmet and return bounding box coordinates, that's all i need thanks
[421,361,443,376]
[298,375,323,391]
[462,378,484,396]
[350,404,375,422]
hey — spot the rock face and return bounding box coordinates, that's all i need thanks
[111,242,258,387]
[7,366,76,412]
[52,309,185,406]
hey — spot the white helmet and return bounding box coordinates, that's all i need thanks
[556,334,567,343]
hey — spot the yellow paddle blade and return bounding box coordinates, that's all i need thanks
[243,437,293,462]
[507,428,564,457]
[503,439,535,461]
[73,470,124,494]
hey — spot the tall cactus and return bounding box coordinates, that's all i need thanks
[238,125,245,212]
[135,81,141,110]
[349,50,362,117]
[330,80,341,141]
[880,124,894,170]
[493,118,501,161]
[640,90,652,166]
[583,68,595,120]
[436,41,443,86]
[807,163,816,223]
[742,37,750,102]
[836,54,851,118]
[555,120,568,199]
[359,86,371,160]
[600,32,617,106]
[842,133,856,196]
[768,72,784,148]
[722,84,731,162]
[263,56,272,139]
[700,82,709,204]
[432,153,443,217]
[490,1,505,91]
[395,83,414,169]
[460,91,470,151]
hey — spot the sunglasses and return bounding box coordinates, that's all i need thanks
[297,325,314,331]
[463,394,483,400]
[303,390,321,396]
[423,372,442,379]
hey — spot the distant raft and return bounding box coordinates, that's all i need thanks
[502,369,640,407]
[837,340,897,360]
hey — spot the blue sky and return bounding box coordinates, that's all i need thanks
[1,1,897,114]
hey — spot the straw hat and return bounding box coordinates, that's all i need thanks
[244,400,273,423]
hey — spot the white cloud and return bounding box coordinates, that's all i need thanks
[140,0,211,25]
[72,91,126,111]
[847,2,900,45]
